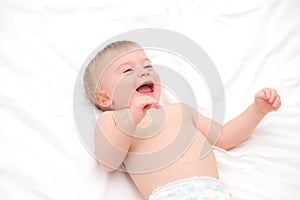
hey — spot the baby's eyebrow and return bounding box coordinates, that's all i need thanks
[116,58,152,71]
[117,62,131,71]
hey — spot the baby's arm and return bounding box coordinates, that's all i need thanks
[95,111,132,172]
[218,88,281,150]
[196,88,281,150]
[95,95,160,172]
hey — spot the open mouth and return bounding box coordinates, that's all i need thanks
[136,82,154,94]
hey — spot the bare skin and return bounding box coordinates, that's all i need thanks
[93,47,281,199]
[97,103,219,199]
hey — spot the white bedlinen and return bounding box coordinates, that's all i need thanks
[1,0,300,199]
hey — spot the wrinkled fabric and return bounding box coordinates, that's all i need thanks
[0,0,300,200]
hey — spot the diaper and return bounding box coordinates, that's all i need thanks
[149,176,232,200]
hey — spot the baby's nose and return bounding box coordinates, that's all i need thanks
[138,67,150,77]
[139,71,150,77]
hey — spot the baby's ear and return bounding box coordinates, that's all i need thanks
[95,90,112,109]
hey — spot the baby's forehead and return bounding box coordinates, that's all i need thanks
[108,48,148,65]
[95,44,148,76]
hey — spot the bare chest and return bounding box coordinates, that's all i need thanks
[129,105,196,154]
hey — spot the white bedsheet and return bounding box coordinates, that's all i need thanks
[1,0,300,199]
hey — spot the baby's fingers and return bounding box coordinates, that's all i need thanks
[269,89,278,103]
[262,88,273,100]
[142,96,160,109]
[272,95,281,111]
[261,88,277,102]
[151,102,161,109]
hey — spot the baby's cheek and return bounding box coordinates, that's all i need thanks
[112,86,137,109]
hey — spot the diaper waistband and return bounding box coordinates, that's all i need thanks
[149,176,232,200]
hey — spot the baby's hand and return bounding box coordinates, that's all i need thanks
[129,95,160,124]
[254,88,281,115]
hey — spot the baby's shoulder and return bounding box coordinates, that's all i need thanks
[97,110,114,124]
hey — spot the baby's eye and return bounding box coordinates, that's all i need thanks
[144,65,153,69]
[123,68,133,73]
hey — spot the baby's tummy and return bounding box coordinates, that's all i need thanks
[128,131,219,199]
[147,134,219,180]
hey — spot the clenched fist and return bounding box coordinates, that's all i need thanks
[254,88,281,115]
[129,95,160,124]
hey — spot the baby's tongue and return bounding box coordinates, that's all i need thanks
[137,85,152,93]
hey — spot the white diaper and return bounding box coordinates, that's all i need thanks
[149,176,232,200]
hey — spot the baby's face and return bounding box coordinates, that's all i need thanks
[100,49,161,110]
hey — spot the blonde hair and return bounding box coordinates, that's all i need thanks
[83,40,140,110]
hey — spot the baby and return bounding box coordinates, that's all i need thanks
[83,41,281,199]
